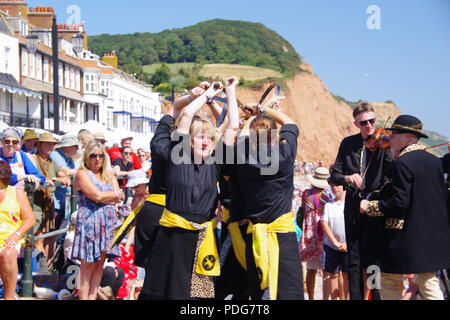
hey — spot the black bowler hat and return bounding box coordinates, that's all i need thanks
[386,115,428,138]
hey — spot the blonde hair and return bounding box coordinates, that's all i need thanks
[189,118,219,155]
[78,130,94,148]
[80,140,112,183]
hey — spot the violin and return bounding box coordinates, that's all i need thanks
[364,128,391,151]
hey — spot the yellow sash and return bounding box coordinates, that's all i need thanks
[110,194,166,249]
[221,207,247,270]
[221,206,231,224]
[111,201,146,248]
[246,213,296,300]
[146,194,166,207]
[160,209,220,277]
[228,222,247,270]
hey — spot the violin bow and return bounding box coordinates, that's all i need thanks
[425,142,449,150]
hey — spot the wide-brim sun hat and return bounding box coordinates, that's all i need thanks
[38,132,59,143]
[307,167,330,189]
[24,129,39,140]
[126,170,150,188]
[59,134,80,148]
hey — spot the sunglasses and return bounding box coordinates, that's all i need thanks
[3,139,19,146]
[359,118,376,126]
[123,152,132,155]
[89,153,105,159]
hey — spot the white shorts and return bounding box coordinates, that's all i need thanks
[0,243,22,255]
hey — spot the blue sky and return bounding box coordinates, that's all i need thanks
[27,0,450,139]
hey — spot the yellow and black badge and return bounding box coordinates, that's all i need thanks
[202,255,216,272]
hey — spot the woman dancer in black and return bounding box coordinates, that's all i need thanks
[144,78,239,299]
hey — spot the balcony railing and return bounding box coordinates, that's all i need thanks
[0,114,41,129]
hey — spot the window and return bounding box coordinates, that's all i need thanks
[4,47,10,72]
[64,65,69,88]
[21,21,28,37]
[75,70,80,91]
[36,54,42,81]
[43,58,49,82]
[21,50,28,77]
[70,68,75,90]
[29,52,35,79]
[59,63,63,86]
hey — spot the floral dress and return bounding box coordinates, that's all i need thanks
[71,171,121,263]
[299,187,334,266]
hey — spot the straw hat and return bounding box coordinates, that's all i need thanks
[24,129,38,141]
[93,132,107,142]
[38,132,59,144]
[306,167,330,189]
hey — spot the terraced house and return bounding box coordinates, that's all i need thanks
[0,0,162,144]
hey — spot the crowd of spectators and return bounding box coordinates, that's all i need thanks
[0,127,151,300]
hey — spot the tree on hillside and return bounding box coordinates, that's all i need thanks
[88,19,302,77]
[150,63,171,86]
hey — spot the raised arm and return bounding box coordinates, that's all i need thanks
[177,82,224,135]
[223,77,240,145]
[167,83,208,119]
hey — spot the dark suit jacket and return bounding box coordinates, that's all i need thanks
[379,149,450,274]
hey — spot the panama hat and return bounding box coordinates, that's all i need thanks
[307,167,330,189]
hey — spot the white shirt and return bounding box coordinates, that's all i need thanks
[322,200,346,249]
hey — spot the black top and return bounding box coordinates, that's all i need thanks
[443,153,450,184]
[149,115,174,195]
[165,131,224,224]
[378,149,450,274]
[232,124,299,224]
[330,133,392,195]
[112,158,133,189]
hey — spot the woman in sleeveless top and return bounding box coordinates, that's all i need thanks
[72,141,125,300]
[0,128,45,188]
[0,161,35,300]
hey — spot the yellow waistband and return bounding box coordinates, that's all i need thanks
[160,209,220,277]
[146,194,166,207]
[246,213,296,300]
[221,206,231,224]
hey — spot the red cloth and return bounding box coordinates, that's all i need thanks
[107,148,142,170]
[114,244,138,299]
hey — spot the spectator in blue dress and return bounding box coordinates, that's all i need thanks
[0,128,45,188]
[72,140,125,300]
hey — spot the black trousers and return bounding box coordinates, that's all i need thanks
[101,266,125,296]
[244,232,304,300]
[215,223,250,300]
[345,196,382,300]
[134,201,165,268]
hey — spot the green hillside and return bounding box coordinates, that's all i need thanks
[89,19,302,78]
